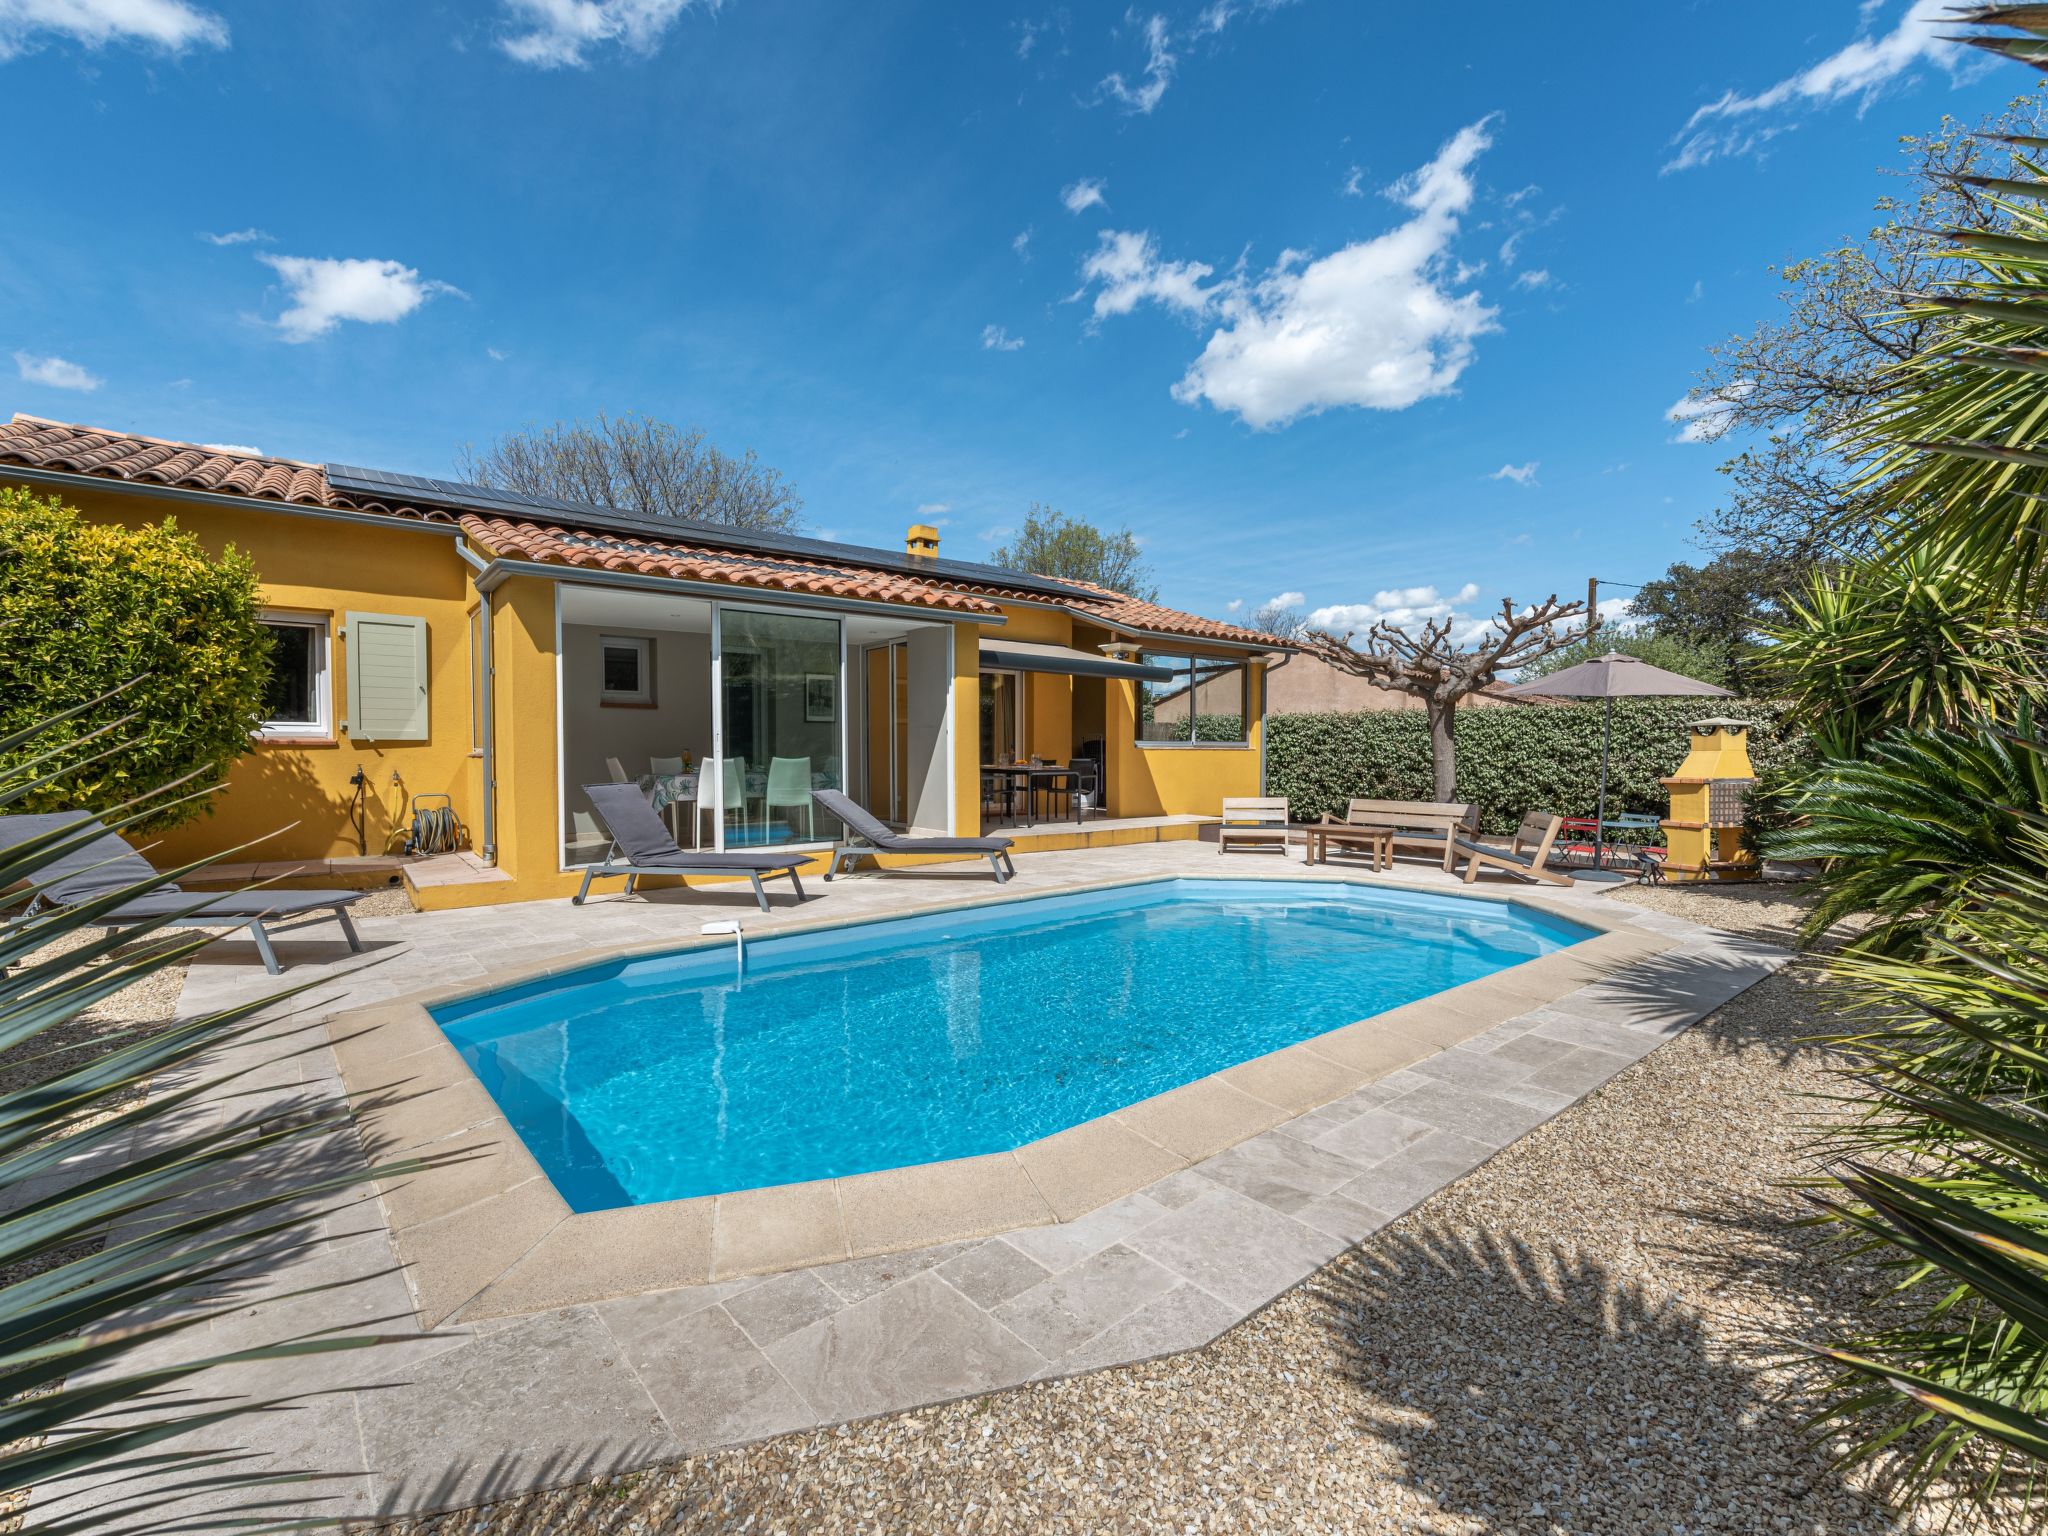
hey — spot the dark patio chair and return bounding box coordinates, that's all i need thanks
[0,811,367,975]
[812,789,1016,882]
[574,783,811,910]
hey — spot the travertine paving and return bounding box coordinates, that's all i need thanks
[43,842,1786,1531]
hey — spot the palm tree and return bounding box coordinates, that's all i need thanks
[0,700,413,1528]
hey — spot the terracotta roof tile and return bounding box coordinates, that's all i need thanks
[3,414,1273,641]
[459,516,1006,616]
[0,415,450,522]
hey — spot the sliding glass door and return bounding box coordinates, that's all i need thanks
[714,607,844,848]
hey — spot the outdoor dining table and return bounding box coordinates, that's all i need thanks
[649,772,702,847]
[982,764,1083,825]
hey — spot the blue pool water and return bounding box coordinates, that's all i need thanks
[432,879,1592,1211]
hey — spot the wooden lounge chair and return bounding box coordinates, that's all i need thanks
[1454,811,1571,887]
[574,783,811,910]
[811,789,1016,882]
[1323,799,1478,871]
[1218,797,1290,854]
[0,810,367,975]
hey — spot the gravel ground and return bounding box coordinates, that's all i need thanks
[367,882,1987,1536]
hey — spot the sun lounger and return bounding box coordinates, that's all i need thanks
[1453,811,1571,887]
[575,783,811,910]
[811,789,1016,882]
[1218,797,1290,854]
[0,810,366,975]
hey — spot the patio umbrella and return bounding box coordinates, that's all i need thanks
[1502,653,1732,874]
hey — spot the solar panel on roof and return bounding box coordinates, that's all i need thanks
[322,463,1099,601]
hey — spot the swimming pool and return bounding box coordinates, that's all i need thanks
[431,879,1594,1211]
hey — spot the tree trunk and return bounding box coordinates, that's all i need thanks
[1427,696,1457,802]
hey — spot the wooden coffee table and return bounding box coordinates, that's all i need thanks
[1303,823,1393,871]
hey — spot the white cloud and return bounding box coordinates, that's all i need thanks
[486,346,509,361]
[1195,0,1293,37]
[1512,268,1551,290]
[201,227,270,246]
[1156,117,1500,429]
[1061,177,1107,214]
[1076,229,1216,321]
[1666,379,1755,443]
[1012,227,1033,260]
[495,0,707,69]
[1489,461,1538,485]
[1310,581,1491,644]
[981,323,1025,352]
[1340,164,1363,197]
[1666,0,1954,172]
[0,0,226,59]
[1686,279,1704,304]
[13,351,102,391]
[915,502,951,517]
[1266,590,1306,608]
[259,255,465,344]
[1225,597,1244,612]
[1595,596,1638,630]
[201,441,261,455]
[1099,12,1174,114]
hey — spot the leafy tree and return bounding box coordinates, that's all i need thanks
[1678,93,2048,579]
[989,504,1157,601]
[1629,550,1785,688]
[0,489,270,832]
[456,412,803,532]
[1520,630,1731,689]
[1305,595,1589,802]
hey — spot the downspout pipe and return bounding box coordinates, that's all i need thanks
[1258,649,1294,796]
[456,542,499,864]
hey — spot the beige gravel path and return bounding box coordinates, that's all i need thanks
[364,882,1973,1536]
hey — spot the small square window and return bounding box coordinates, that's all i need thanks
[600,635,653,706]
[260,615,331,738]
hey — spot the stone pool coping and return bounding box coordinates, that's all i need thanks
[328,871,1680,1329]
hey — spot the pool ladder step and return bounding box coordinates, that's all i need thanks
[701,919,745,975]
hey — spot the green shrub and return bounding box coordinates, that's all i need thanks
[1265,699,1810,834]
[0,487,270,831]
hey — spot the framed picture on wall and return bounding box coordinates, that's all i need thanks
[804,672,837,723]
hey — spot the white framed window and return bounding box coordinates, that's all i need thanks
[599,634,654,707]
[259,613,332,740]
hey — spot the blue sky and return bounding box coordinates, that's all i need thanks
[1,0,2022,636]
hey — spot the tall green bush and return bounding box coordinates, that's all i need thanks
[1265,699,1808,834]
[0,488,270,832]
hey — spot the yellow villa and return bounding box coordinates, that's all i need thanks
[1,415,1291,907]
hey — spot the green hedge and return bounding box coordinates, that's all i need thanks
[1265,700,1809,835]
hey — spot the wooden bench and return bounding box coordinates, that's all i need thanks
[1322,799,1480,871]
[1219,796,1291,854]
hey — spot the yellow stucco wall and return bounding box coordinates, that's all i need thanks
[39,482,482,868]
[28,478,1267,902]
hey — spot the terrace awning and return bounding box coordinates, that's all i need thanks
[977,639,1178,682]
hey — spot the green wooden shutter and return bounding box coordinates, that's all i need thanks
[344,612,429,741]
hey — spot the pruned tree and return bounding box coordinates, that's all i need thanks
[456,412,803,531]
[1305,595,1589,802]
[1246,599,1309,641]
